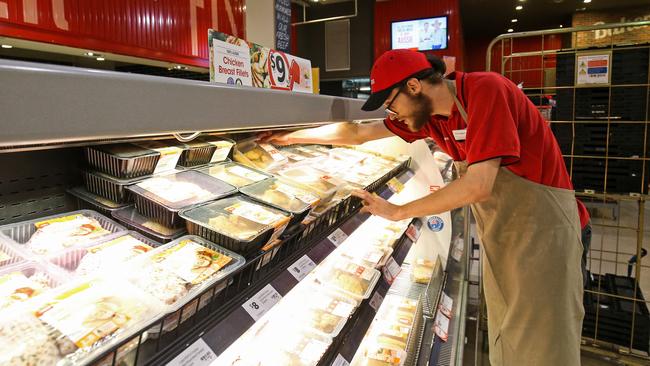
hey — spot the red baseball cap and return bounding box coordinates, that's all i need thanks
[362,49,433,111]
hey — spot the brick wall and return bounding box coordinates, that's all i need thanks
[572,6,650,48]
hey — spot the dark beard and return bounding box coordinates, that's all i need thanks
[407,92,433,131]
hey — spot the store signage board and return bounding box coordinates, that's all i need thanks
[167,338,217,366]
[333,354,351,366]
[328,228,348,247]
[242,284,282,321]
[288,255,317,281]
[275,0,291,53]
[575,52,611,87]
[209,30,313,93]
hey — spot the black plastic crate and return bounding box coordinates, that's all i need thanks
[612,48,649,85]
[555,52,575,87]
[551,123,573,154]
[605,159,644,193]
[611,87,648,121]
[555,89,575,121]
[83,170,139,203]
[571,123,645,157]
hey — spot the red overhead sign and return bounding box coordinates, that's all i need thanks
[0,0,245,68]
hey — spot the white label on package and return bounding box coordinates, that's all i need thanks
[212,37,253,86]
[259,143,286,163]
[382,256,402,285]
[276,183,319,205]
[167,338,216,366]
[135,142,183,174]
[288,255,317,281]
[242,284,282,321]
[332,354,351,366]
[225,202,284,225]
[439,292,453,318]
[227,165,267,182]
[369,292,384,312]
[327,228,348,247]
[208,141,233,163]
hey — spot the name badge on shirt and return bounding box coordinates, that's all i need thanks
[452,129,467,141]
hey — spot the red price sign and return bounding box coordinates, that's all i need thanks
[268,50,291,90]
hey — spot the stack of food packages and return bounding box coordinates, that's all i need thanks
[350,295,420,366]
[215,214,412,366]
[0,139,405,365]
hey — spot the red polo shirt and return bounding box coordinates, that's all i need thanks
[384,71,589,228]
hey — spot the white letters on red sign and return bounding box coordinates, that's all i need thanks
[52,0,69,30]
[0,2,8,19]
[23,0,38,24]
[190,0,205,56]
[1,0,68,30]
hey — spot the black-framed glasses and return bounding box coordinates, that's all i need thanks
[384,86,403,120]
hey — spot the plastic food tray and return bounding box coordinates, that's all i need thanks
[47,231,161,277]
[180,197,277,257]
[234,140,288,172]
[127,170,237,228]
[281,287,357,338]
[112,206,185,244]
[239,178,318,228]
[0,261,65,310]
[27,278,163,366]
[197,161,272,188]
[0,238,26,269]
[339,244,393,269]
[177,138,235,167]
[0,210,127,256]
[315,258,381,300]
[129,235,244,312]
[85,143,160,179]
[278,166,343,204]
[67,186,132,217]
[82,170,145,203]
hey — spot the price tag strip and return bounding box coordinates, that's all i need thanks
[433,309,450,342]
[439,292,453,318]
[405,222,421,242]
[368,292,384,312]
[242,284,282,321]
[332,353,351,366]
[167,338,217,366]
[381,256,402,285]
[327,228,348,247]
[287,255,317,281]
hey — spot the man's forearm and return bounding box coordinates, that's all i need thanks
[396,176,483,220]
[287,122,362,145]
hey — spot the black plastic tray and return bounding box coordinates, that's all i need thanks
[83,170,142,203]
[85,144,160,179]
[185,220,274,258]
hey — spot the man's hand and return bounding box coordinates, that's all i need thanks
[257,131,293,146]
[351,189,404,221]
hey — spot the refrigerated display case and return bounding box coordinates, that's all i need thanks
[0,59,468,366]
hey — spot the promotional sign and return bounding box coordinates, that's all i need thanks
[211,35,253,86]
[209,30,313,93]
[576,52,611,86]
[275,0,291,53]
[391,16,448,51]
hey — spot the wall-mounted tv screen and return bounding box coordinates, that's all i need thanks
[391,16,448,51]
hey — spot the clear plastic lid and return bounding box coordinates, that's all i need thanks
[180,196,290,242]
[375,295,418,328]
[240,178,320,214]
[128,235,244,310]
[0,237,25,268]
[338,243,393,269]
[329,148,371,164]
[48,231,160,277]
[315,258,381,300]
[351,342,407,366]
[0,261,64,311]
[300,145,330,156]
[250,321,333,366]
[112,206,185,241]
[67,186,132,210]
[29,278,163,365]
[91,143,159,159]
[0,210,127,256]
[198,161,271,188]
[126,170,236,210]
[282,147,321,160]
[278,166,344,202]
[85,170,149,185]
[235,140,288,171]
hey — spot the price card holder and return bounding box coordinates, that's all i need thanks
[439,292,453,318]
[386,177,405,194]
[287,255,317,281]
[368,291,384,312]
[167,338,217,366]
[327,228,348,247]
[406,219,423,242]
[332,354,351,366]
[381,256,402,285]
[433,309,450,342]
[242,284,282,321]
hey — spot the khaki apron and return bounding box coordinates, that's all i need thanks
[446,80,585,366]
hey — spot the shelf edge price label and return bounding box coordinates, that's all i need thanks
[439,292,453,318]
[167,338,216,366]
[242,284,282,321]
[332,354,350,366]
[268,49,291,90]
[327,228,348,247]
[381,256,402,285]
[386,177,405,194]
[369,291,384,312]
[434,309,450,342]
[288,255,317,281]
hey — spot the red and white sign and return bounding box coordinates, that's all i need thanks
[0,0,245,68]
